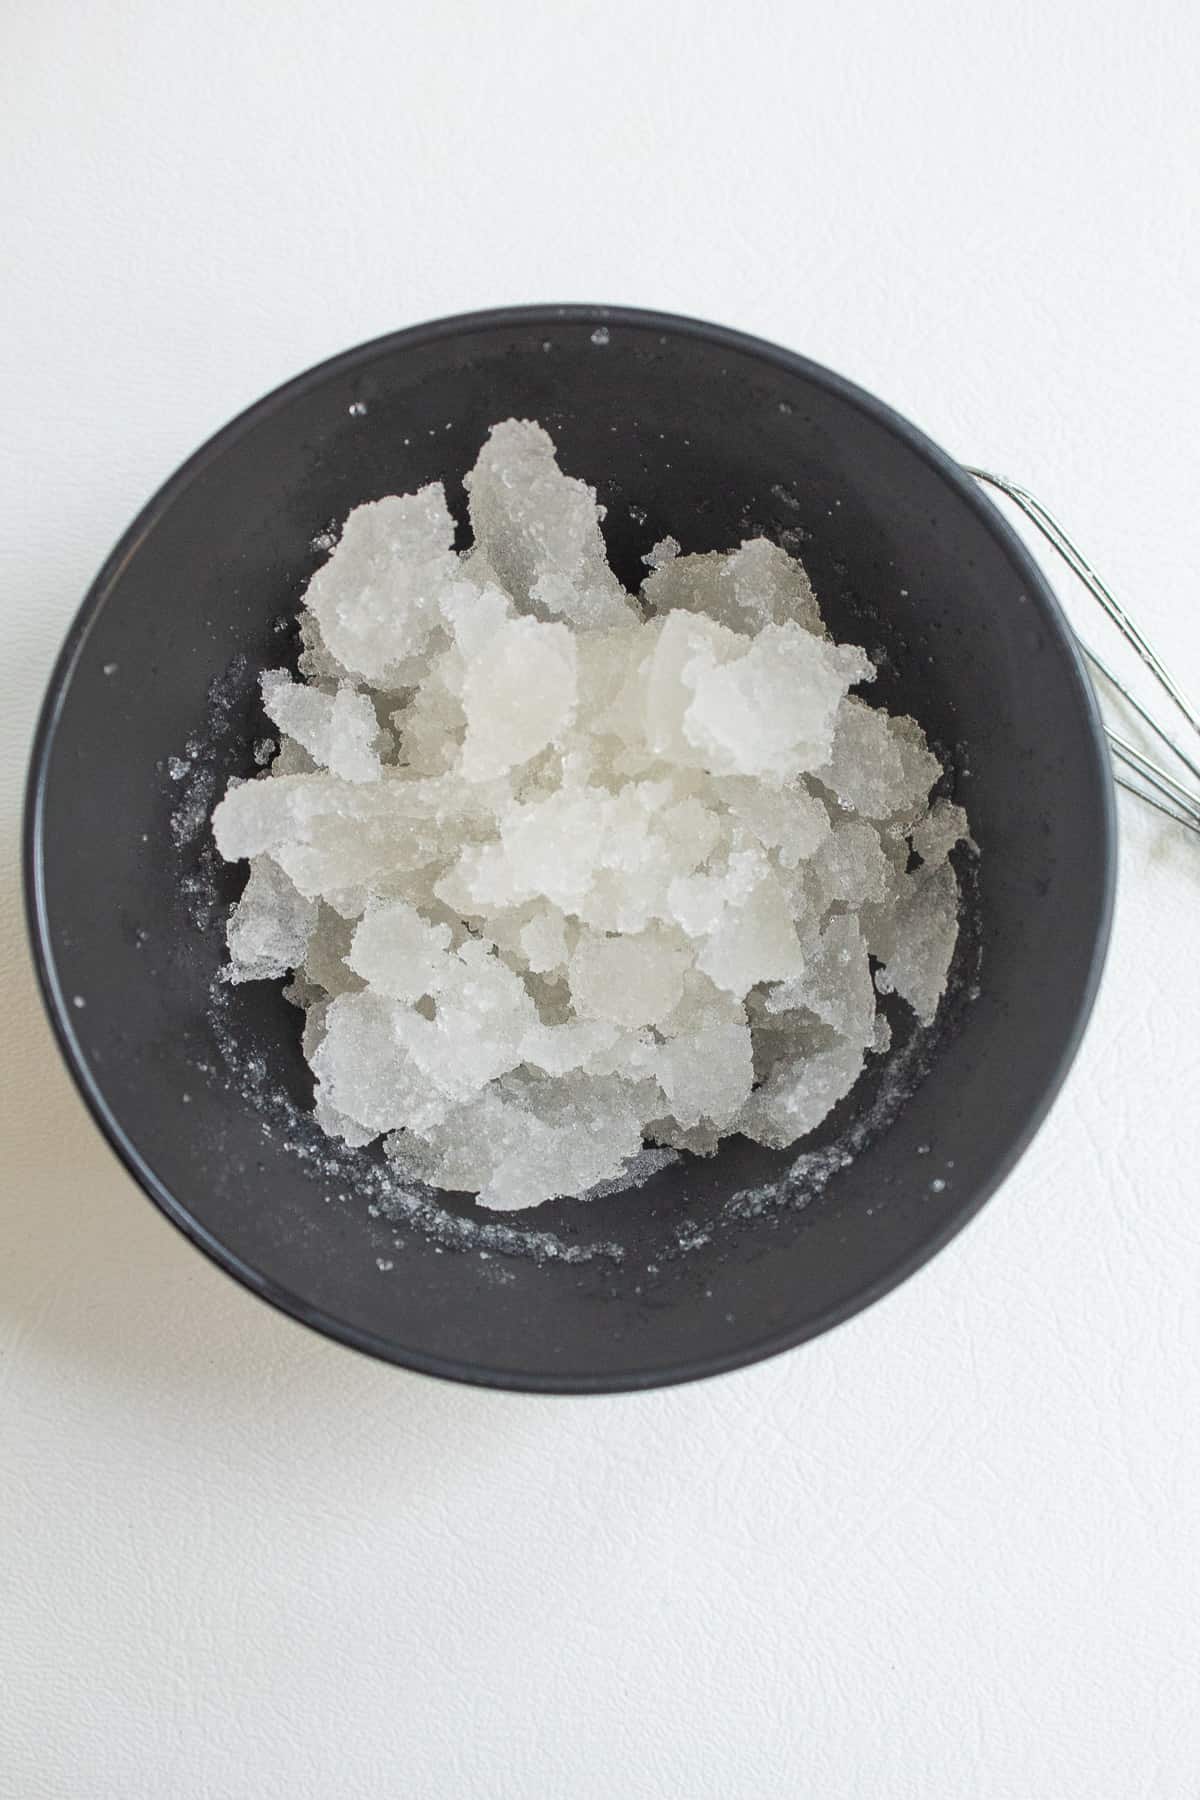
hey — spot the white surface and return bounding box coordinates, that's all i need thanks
[3,3,1198,1794]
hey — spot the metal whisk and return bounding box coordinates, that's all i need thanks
[968,470,1200,839]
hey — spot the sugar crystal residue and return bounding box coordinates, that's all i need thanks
[198,975,629,1265]
[209,419,972,1212]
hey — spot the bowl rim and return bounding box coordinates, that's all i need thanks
[23,302,1117,1394]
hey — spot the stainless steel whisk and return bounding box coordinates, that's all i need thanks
[968,470,1200,839]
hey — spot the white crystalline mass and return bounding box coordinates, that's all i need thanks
[644,536,824,636]
[226,856,317,982]
[815,696,941,820]
[683,627,873,780]
[764,913,876,1047]
[260,670,384,783]
[567,927,693,1029]
[311,989,449,1138]
[390,938,540,1099]
[736,1035,867,1150]
[670,853,807,995]
[867,861,961,1026]
[656,1021,754,1129]
[384,1072,652,1211]
[460,616,577,780]
[210,418,971,1209]
[912,798,971,865]
[304,904,363,997]
[518,907,570,974]
[809,818,895,912]
[464,418,635,631]
[714,776,830,868]
[346,899,452,1001]
[303,485,463,688]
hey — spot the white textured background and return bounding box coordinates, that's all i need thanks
[3,3,1199,1795]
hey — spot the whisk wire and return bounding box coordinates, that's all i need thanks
[1108,733,1200,825]
[1080,643,1200,789]
[968,469,1200,843]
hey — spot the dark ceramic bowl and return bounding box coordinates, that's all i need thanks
[24,306,1115,1392]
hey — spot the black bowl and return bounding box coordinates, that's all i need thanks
[24,305,1115,1392]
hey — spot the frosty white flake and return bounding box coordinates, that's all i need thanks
[211,420,969,1210]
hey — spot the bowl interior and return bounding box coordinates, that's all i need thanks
[26,307,1114,1390]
